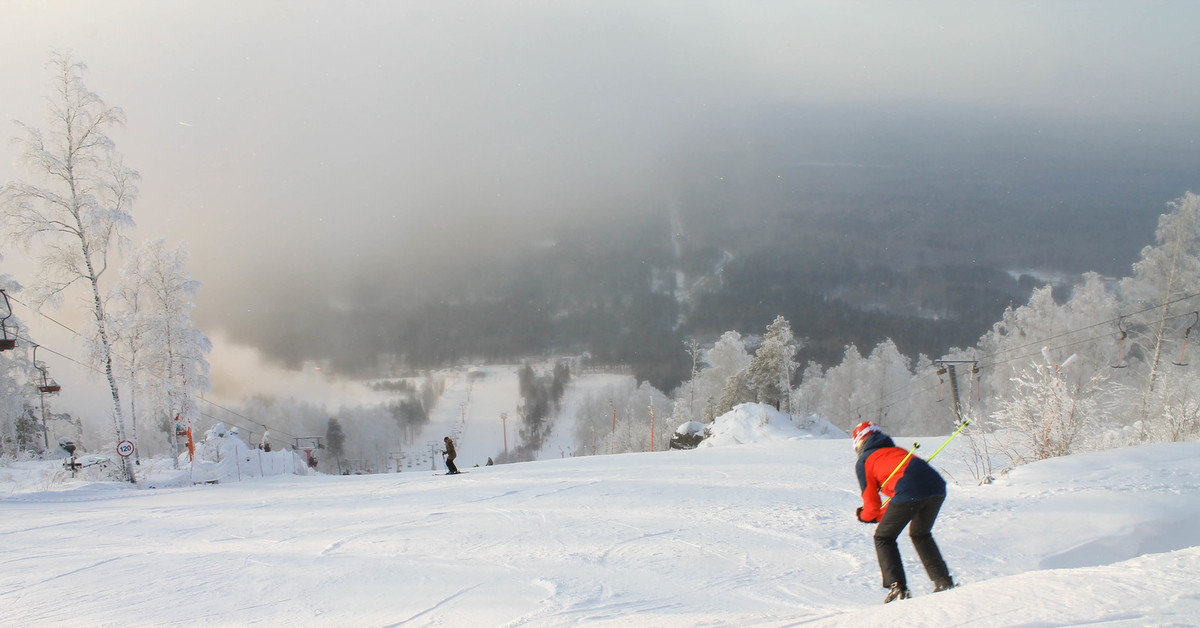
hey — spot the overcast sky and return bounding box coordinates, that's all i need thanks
[3,1,1200,402]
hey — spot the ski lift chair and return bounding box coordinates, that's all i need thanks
[32,345,61,393]
[38,376,61,395]
[935,365,948,402]
[1173,311,1200,367]
[0,290,15,351]
[1112,316,1129,369]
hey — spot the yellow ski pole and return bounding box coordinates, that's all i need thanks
[879,443,919,509]
[925,420,971,464]
[879,421,971,509]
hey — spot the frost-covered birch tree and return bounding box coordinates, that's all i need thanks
[1120,192,1200,431]
[0,53,138,479]
[111,239,211,461]
[810,344,870,431]
[670,331,752,425]
[698,331,752,420]
[108,271,148,460]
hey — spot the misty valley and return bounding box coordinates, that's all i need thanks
[4,50,1200,488]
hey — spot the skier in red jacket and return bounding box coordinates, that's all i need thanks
[853,421,955,603]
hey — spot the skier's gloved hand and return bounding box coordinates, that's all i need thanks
[856,507,877,524]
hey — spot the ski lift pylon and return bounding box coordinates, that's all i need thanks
[1173,311,1200,367]
[1112,315,1129,369]
[971,363,982,401]
[0,289,15,352]
[934,365,948,402]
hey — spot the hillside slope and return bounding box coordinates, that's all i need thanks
[2,413,1197,626]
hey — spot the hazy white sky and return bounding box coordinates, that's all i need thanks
[2,0,1199,317]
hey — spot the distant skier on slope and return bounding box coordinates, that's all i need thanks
[442,436,460,475]
[852,421,955,603]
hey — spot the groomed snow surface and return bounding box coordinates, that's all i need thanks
[3,404,1200,627]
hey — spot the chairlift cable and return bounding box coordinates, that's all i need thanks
[9,331,302,447]
[5,293,312,444]
[3,292,85,336]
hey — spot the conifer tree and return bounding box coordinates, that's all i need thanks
[746,316,801,411]
[326,418,346,474]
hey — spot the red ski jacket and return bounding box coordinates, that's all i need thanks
[855,432,945,522]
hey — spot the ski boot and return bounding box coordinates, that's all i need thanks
[933,576,956,593]
[884,582,911,603]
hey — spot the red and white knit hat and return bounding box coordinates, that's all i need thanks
[851,421,881,449]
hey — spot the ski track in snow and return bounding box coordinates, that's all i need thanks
[3,408,1200,626]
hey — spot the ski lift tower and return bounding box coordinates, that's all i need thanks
[427,439,439,471]
[933,359,978,423]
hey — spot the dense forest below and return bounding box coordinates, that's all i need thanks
[217,106,1196,391]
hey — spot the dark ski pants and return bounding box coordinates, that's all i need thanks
[874,495,950,589]
[446,458,459,474]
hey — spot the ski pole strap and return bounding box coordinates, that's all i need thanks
[925,420,971,463]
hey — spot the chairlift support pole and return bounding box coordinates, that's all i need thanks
[934,360,977,422]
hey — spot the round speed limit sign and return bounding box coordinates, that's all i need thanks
[116,440,135,458]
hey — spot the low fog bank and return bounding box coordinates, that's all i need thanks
[200,104,1200,381]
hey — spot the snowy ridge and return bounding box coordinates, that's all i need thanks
[699,403,845,447]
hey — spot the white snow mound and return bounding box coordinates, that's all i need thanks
[699,403,844,447]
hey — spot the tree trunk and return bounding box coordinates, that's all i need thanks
[1140,226,1182,436]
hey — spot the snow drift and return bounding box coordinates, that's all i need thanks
[698,402,845,447]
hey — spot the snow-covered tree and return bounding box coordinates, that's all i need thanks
[746,316,801,411]
[0,275,39,457]
[990,358,1110,463]
[110,239,211,461]
[793,361,826,419]
[907,354,954,435]
[801,340,924,434]
[326,418,346,474]
[1120,192,1200,430]
[715,368,753,418]
[0,53,138,479]
[108,269,149,460]
[670,331,752,425]
[697,331,752,421]
[573,380,671,455]
[810,344,870,431]
[977,286,1066,408]
[858,340,914,431]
